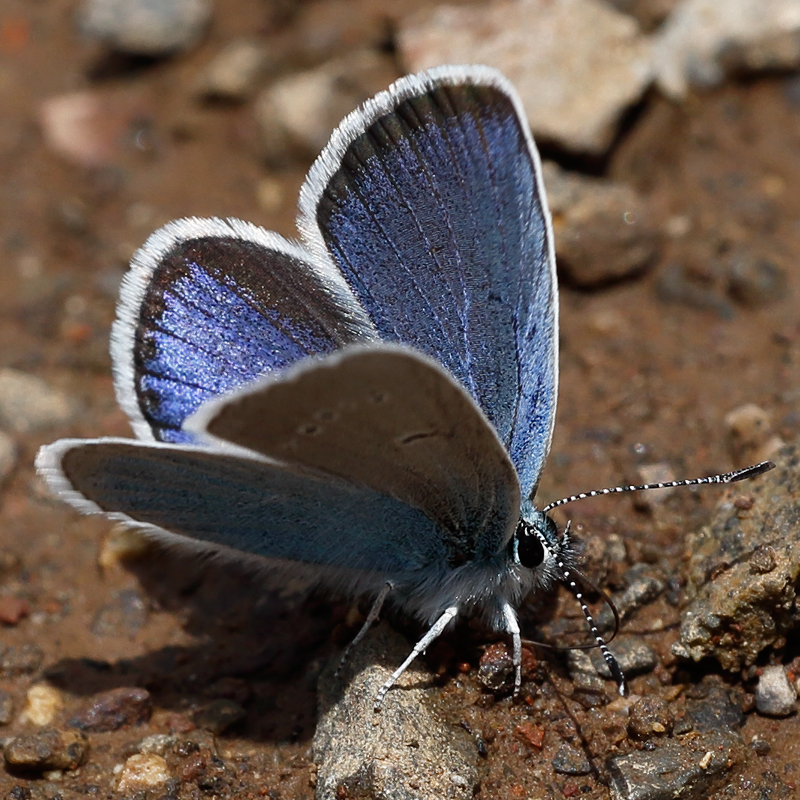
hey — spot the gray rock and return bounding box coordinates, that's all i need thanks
[542,162,660,287]
[591,636,659,679]
[597,566,666,631]
[654,0,800,99]
[1,644,44,676]
[3,729,89,772]
[607,729,742,800]
[673,443,800,670]
[552,743,592,775]
[754,665,797,717]
[78,0,211,56]
[399,0,654,154]
[0,370,79,434]
[254,50,397,162]
[683,686,745,733]
[197,39,271,101]
[0,430,17,485]
[314,624,478,800]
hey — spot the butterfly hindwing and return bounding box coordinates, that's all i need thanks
[36,438,447,577]
[192,344,521,562]
[112,217,376,444]
[299,65,558,498]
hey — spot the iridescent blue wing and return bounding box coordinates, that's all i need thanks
[112,217,376,444]
[298,65,558,498]
[192,344,521,562]
[35,438,445,578]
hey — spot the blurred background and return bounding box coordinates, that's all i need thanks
[0,1,799,798]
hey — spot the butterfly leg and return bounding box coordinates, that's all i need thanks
[502,601,522,698]
[373,605,458,711]
[336,581,394,677]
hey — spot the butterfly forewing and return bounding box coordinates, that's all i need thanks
[192,345,521,563]
[113,218,375,444]
[299,66,558,498]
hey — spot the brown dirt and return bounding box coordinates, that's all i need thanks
[1,1,799,799]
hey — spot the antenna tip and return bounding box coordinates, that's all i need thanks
[730,461,776,482]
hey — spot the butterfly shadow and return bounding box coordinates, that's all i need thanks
[43,539,355,743]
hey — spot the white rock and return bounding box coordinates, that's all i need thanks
[254,50,397,161]
[116,753,170,792]
[20,684,64,727]
[399,0,654,154]
[654,0,800,99]
[0,370,79,434]
[78,0,211,56]
[755,665,797,717]
[197,39,270,100]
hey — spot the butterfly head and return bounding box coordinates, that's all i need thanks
[510,500,573,588]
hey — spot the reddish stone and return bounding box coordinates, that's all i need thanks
[69,687,152,732]
[513,720,545,750]
[0,596,29,625]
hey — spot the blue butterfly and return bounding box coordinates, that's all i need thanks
[38,64,771,707]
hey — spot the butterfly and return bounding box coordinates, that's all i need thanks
[36,64,772,708]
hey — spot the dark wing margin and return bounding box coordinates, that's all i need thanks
[298,65,558,498]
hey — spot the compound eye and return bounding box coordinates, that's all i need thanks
[516,525,545,568]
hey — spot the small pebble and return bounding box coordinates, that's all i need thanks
[684,686,745,733]
[400,0,654,154]
[0,596,30,626]
[749,545,777,575]
[544,162,660,286]
[1,644,44,676]
[592,637,659,679]
[78,0,211,56]
[755,665,797,717]
[725,403,777,465]
[552,743,592,776]
[628,695,672,739]
[197,39,270,100]
[3,729,88,772]
[477,642,514,691]
[513,721,545,750]
[0,370,78,434]
[116,753,171,792]
[90,588,148,637]
[0,430,17,484]
[69,687,152,732]
[193,699,246,735]
[21,685,64,727]
[0,689,14,725]
[727,253,786,307]
[136,733,176,756]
